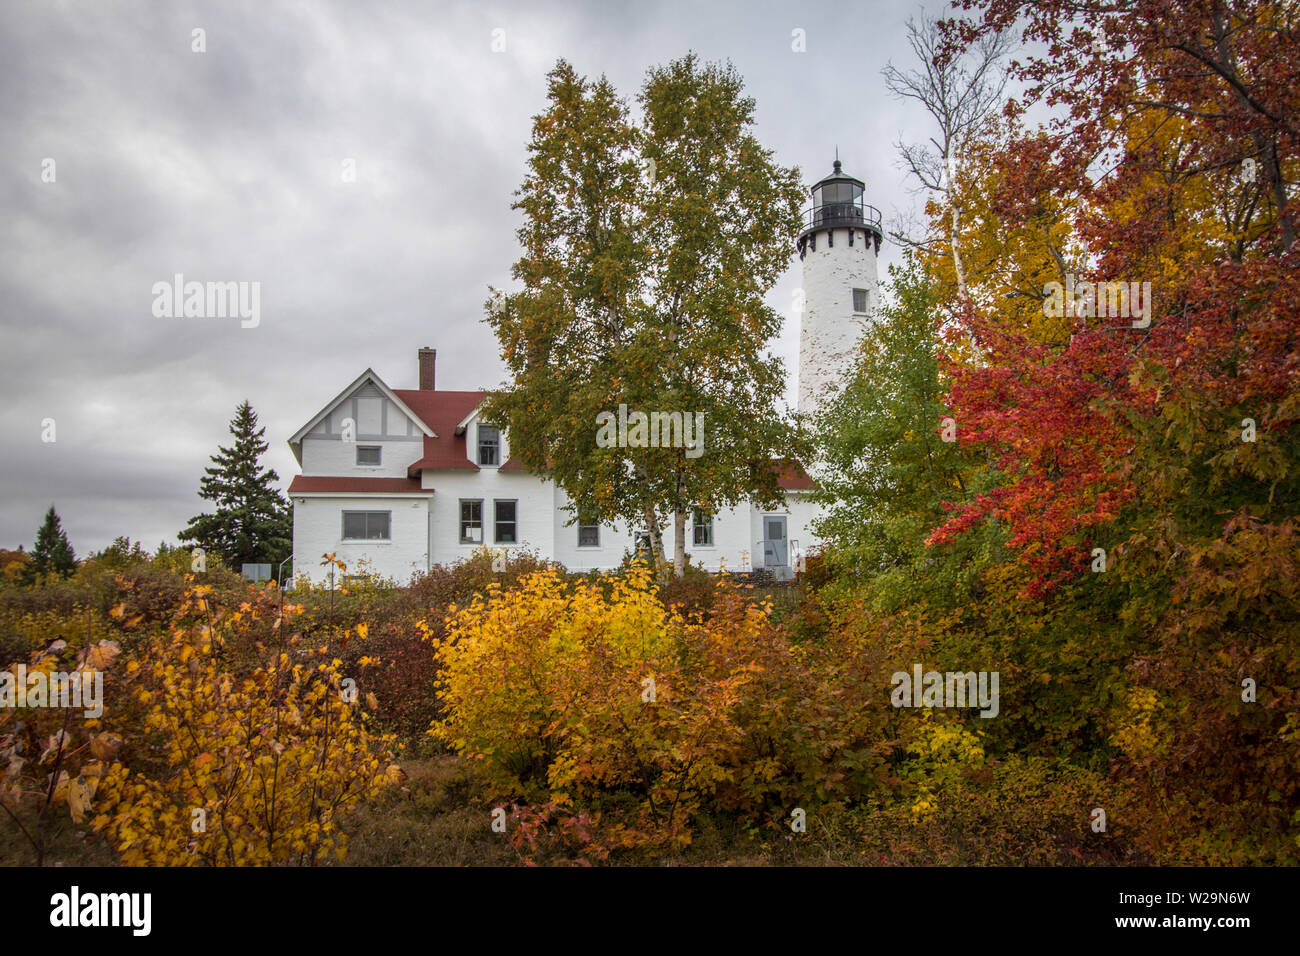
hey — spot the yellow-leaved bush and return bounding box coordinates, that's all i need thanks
[429,567,903,852]
[91,585,401,866]
[901,714,987,823]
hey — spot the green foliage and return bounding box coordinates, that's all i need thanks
[178,401,291,572]
[87,537,150,573]
[811,256,994,611]
[483,56,808,575]
[24,506,77,583]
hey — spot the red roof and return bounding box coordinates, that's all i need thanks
[773,459,815,490]
[394,389,532,475]
[395,389,485,473]
[289,476,429,495]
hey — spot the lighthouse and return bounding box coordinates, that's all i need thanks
[796,157,883,418]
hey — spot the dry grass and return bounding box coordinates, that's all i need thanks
[337,756,516,866]
[0,810,119,866]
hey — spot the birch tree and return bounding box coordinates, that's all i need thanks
[883,16,1011,302]
[484,57,807,577]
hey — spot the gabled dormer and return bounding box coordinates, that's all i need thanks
[289,368,435,478]
[453,404,512,469]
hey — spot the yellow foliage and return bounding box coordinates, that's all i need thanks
[1110,686,1165,759]
[431,566,808,850]
[903,713,987,823]
[91,586,398,866]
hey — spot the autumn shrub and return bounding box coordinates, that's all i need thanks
[1102,514,1300,864]
[431,567,907,854]
[0,632,125,866]
[90,583,401,866]
[0,554,243,635]
[833,752,1132,866]
[101,566,195,627]
[346,621,444,750]
[286,550,561,750]
[407,548,558,608]
[798,547,833,590]
[656,561,717,618]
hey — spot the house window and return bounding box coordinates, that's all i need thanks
[459,500,483,543]
[692,509,714,547]
[578,523,600,548]
[478,425,500,466]
[852,288,869,313]
[356,445,381,466]
[494,500,517,544]
[342,511,390,541]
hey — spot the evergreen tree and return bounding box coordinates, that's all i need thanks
[179,401,291,572]
[26,505,77,581]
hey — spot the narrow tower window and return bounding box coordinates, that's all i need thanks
[853,288,869,313]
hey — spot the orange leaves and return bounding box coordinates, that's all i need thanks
[107,602,144,629]
[88,732,122,762]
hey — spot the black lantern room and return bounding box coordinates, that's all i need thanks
[797,158,883,257]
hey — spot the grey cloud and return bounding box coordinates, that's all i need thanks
[1,0,945,552]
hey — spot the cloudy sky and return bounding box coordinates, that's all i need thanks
[1,0,951,553]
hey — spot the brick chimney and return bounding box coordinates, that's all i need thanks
[418,347,436,390]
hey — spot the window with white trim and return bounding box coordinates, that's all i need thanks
[356,445,381,466]
[692,509,714,547]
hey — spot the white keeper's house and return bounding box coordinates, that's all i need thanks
[287,157,882,584]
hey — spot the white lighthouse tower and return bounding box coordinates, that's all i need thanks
[796,157,883,417]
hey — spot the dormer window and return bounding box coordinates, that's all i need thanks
[356,445,382,466]
[478,425,500,466]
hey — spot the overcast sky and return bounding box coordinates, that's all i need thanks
[1,0,952,553]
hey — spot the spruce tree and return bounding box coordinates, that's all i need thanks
[179,401,291,572]
[26,505,77,581]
